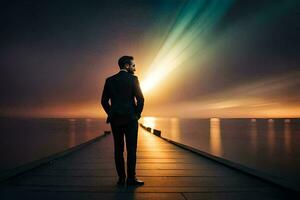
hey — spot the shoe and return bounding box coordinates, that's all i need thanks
[126,177,144,186]
[117,177,126,185]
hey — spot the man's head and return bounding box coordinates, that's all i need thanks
[118,55,136,74]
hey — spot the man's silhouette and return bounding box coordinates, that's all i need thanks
[101,56,145,186]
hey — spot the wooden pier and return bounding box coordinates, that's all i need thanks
[0,127,298,199]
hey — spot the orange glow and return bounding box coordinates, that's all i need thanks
[4,97,300,119]
[3,102,105,118]
[139,128,169,158]
[3,71,300,118]
[140,117,157,129]
[140,71,300,118]
[210,118,222,156]
[4,100,300,118]
[170,118,181,141]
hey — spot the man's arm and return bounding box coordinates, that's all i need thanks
[133,76,144,118]
[101,79,111,115]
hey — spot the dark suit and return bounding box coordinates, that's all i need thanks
[101,70,144,179]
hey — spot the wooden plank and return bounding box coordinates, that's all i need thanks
[48,163,222,170]
[10,176,270,187]
[53,158,216,164]
[26,169,239,177]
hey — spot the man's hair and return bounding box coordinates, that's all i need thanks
[118,55,134,69]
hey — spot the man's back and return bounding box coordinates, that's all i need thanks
[101,70,144,124]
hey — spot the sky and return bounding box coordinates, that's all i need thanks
[0,0,300,118]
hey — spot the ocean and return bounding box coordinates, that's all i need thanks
[0,117,109,173]
[141,117,300,189]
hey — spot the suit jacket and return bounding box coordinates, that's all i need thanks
[101,70,144,124]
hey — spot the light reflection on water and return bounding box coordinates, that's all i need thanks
[250,119,257,151]
[210,118,222,156]
[140,117,300,188]
[170,118,181,142]
[284,120,291,154]
[142,117,156,129]
[267,119,275,155]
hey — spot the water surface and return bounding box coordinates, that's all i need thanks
[0,118,109,173]
[141,117,300,189]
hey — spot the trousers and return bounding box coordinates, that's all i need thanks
[110,119,138,178]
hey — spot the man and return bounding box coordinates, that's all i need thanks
[101,56,145,186]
